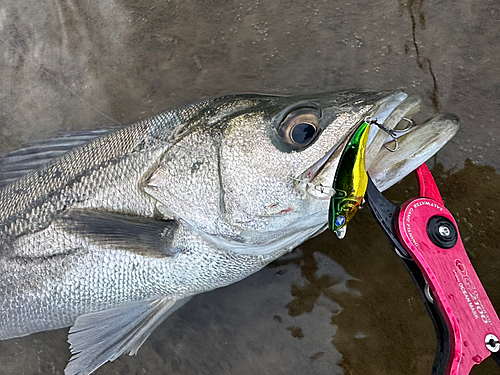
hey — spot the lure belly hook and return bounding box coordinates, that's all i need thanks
[365,164,500,374]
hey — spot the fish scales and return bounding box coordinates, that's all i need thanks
[0,95,233,224]
[0,95,281,337]
[0,224,280,339]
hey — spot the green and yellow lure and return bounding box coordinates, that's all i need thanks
[328,121,370,239]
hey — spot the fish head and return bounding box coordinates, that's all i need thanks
[216,91,393,247]
[145,90,459,254]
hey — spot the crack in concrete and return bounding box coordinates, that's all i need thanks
[405,0,441,112]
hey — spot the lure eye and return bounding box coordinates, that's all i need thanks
[278,109,320,148]
[334,215,346,227]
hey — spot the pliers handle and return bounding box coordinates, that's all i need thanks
[365,164,500,374]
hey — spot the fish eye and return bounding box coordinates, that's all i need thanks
[278,109,320,148]
[291,122,316,144]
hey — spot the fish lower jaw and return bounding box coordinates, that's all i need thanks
[368,112,459,191]
[364,93,422,168]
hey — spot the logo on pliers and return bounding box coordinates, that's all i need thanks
[453,259,492,325]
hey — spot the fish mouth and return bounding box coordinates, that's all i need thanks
[300,91,408,199]
[302,92,459,199]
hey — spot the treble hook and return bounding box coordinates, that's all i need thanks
[291,176,336,197]
[364,116,417,153]
[383,136,398,152]
[399,117,417,131]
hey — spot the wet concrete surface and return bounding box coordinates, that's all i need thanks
[1,0,500,374]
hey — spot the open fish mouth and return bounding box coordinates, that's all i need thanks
[303,92,460,199]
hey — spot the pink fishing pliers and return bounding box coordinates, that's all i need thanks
[365,164,500,374]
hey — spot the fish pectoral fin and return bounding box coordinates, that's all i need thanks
[0,128,116,188]
[56,209,179,258]
[65,297,191,375]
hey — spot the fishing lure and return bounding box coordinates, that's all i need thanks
[328,115,415,238]
[328,121,370,239]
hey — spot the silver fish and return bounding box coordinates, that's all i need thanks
[0,90,459,375]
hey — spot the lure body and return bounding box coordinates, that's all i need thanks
[328,121,370,238]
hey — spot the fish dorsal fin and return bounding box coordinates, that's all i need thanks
[65,297,190,375]
[56,209,178,258]
[0,128,116,188]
